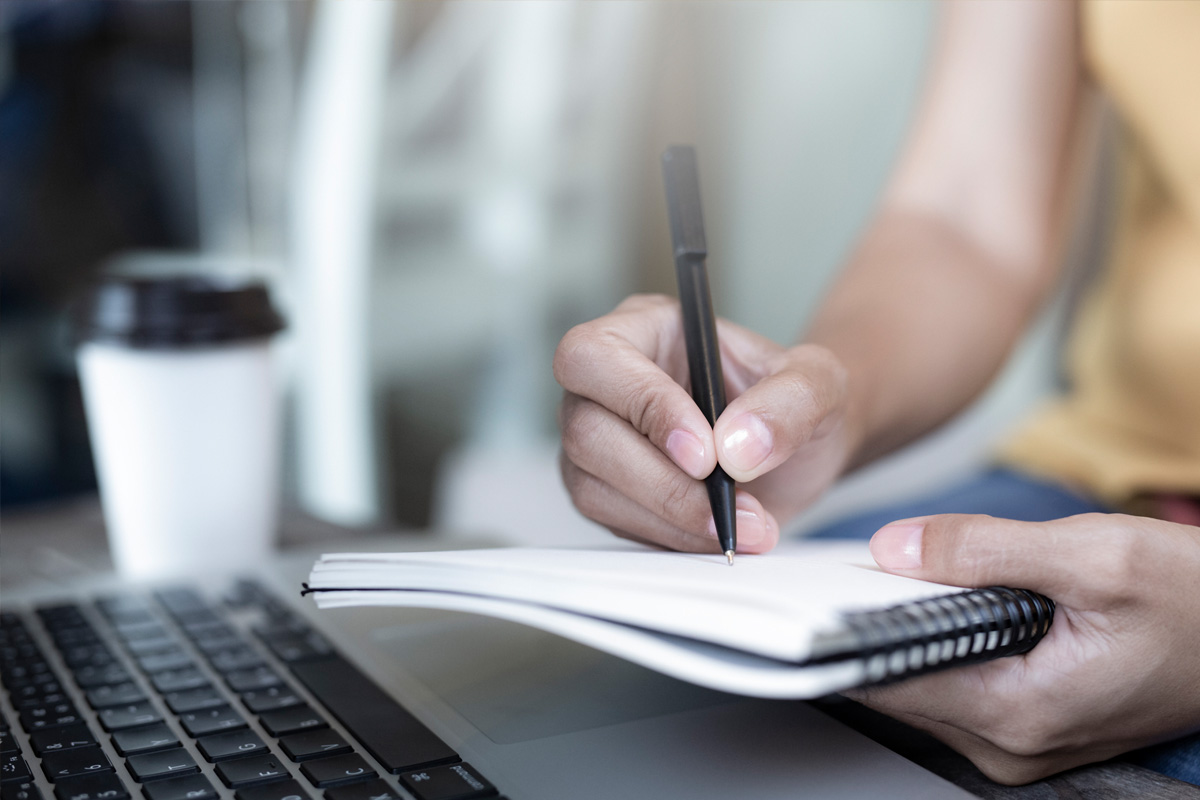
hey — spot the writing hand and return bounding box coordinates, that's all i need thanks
[554,294,853,553]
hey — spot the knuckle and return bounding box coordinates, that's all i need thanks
[628,384,673,440]
[776,373,822,432]
[950,515,1007,584]
[558,399,605,462]
[1085,518,1142,596]
[652,472,702,531]
[552,324,602,389]
[615,293,672,313]
[560,456,601,519]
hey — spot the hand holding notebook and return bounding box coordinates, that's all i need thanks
[852,512,1200,785]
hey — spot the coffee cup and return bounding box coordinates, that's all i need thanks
[75,275,286,579]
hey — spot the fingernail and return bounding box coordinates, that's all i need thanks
[666,429,707,478]
[707,503,767,546]
[870,523,924,570]
[722,414,772,474]
[735,509,767,546]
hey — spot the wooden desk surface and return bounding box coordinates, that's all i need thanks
[2,499,1196,799]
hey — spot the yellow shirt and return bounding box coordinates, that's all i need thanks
[999,0,1200,505]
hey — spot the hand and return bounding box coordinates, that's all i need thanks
[853,512,1200,785]
[554,294,854,553]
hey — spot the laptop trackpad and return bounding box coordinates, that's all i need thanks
[368,611,735,745]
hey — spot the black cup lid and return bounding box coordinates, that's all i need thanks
[74,275,286,348]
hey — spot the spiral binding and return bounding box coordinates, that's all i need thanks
[834,587,1054,686]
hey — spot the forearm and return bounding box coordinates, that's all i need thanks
[804,207,1049,469]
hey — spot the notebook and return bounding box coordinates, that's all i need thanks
[303,540,1054,699]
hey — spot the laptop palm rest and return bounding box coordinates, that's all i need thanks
[368,610,734,744]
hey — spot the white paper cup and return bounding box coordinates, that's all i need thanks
[75,276,285,579]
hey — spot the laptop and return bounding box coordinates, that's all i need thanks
[0,529,976,800]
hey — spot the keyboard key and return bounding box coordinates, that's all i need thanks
[179,706,246,738]
[20,703,82,732]
[1,755,32,783]
[322,780,403,800]
[136,652,194,675]
[110,723,180,756]
[50,630,101,649]
[191,638,242,659]
[251,622,310,643]
[239,688,301,715]
[277,730,350,763]
[262,636,331,666]
[126,749,198,783]
[113,624,168,644]
[182,625,235,647]
[98,703,162,732]
[40,746,113,782]
[258,706,325,738]
[177,612,222,632]
[29,725,97,755]
[52,772,128,800]
[140,773,216,800]
[398,763,495,800]
[72,665,130,690]
[233,780,311,800]
[298,754,374,788]
[223,580,266,609]
[3,662,53,686]
[37,606,85,627]
[149,670,207,695]
[153,591,208,619]
[60,646,114,671]
[224,668,281,694]
[86,684,146,710]
[214,755,289,788]
[107,611,157,629]
[195,730,268,763]
[12,692,69,713]
[289,658,457,773]
[0,731,17,755]
[207,649,263,675]
[123,639,178,657]
[164,688,224,715]
[0,780,42,800]
[9,679,65,706]
[96,597,152,621]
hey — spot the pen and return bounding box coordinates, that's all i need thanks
[661,145,737,566]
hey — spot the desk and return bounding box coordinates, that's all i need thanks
[1,499,1195,800]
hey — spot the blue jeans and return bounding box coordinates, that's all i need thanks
[806,467,1200,787]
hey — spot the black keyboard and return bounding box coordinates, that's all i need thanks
[0,581,507,800]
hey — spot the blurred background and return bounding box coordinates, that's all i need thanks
[0,1,1093,545]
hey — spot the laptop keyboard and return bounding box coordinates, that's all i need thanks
[0,581,505,800]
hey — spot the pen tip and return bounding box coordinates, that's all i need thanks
[725,550,735,567]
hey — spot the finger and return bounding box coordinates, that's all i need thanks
[868,512,1138,602]
[554,296,716,479]
[559,395,779,552]
[713,343,847,482]
[560,452,717,553]
[849,663,1113,785]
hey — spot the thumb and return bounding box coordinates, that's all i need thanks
[869,513,1098,599]
[713,344,847,482]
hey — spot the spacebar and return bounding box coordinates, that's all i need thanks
[290,655,459,772]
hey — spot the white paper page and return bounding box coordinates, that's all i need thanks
[312,589,867,699]
[308,540,964,661]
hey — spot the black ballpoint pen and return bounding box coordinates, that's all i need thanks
[661,145,738,566]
